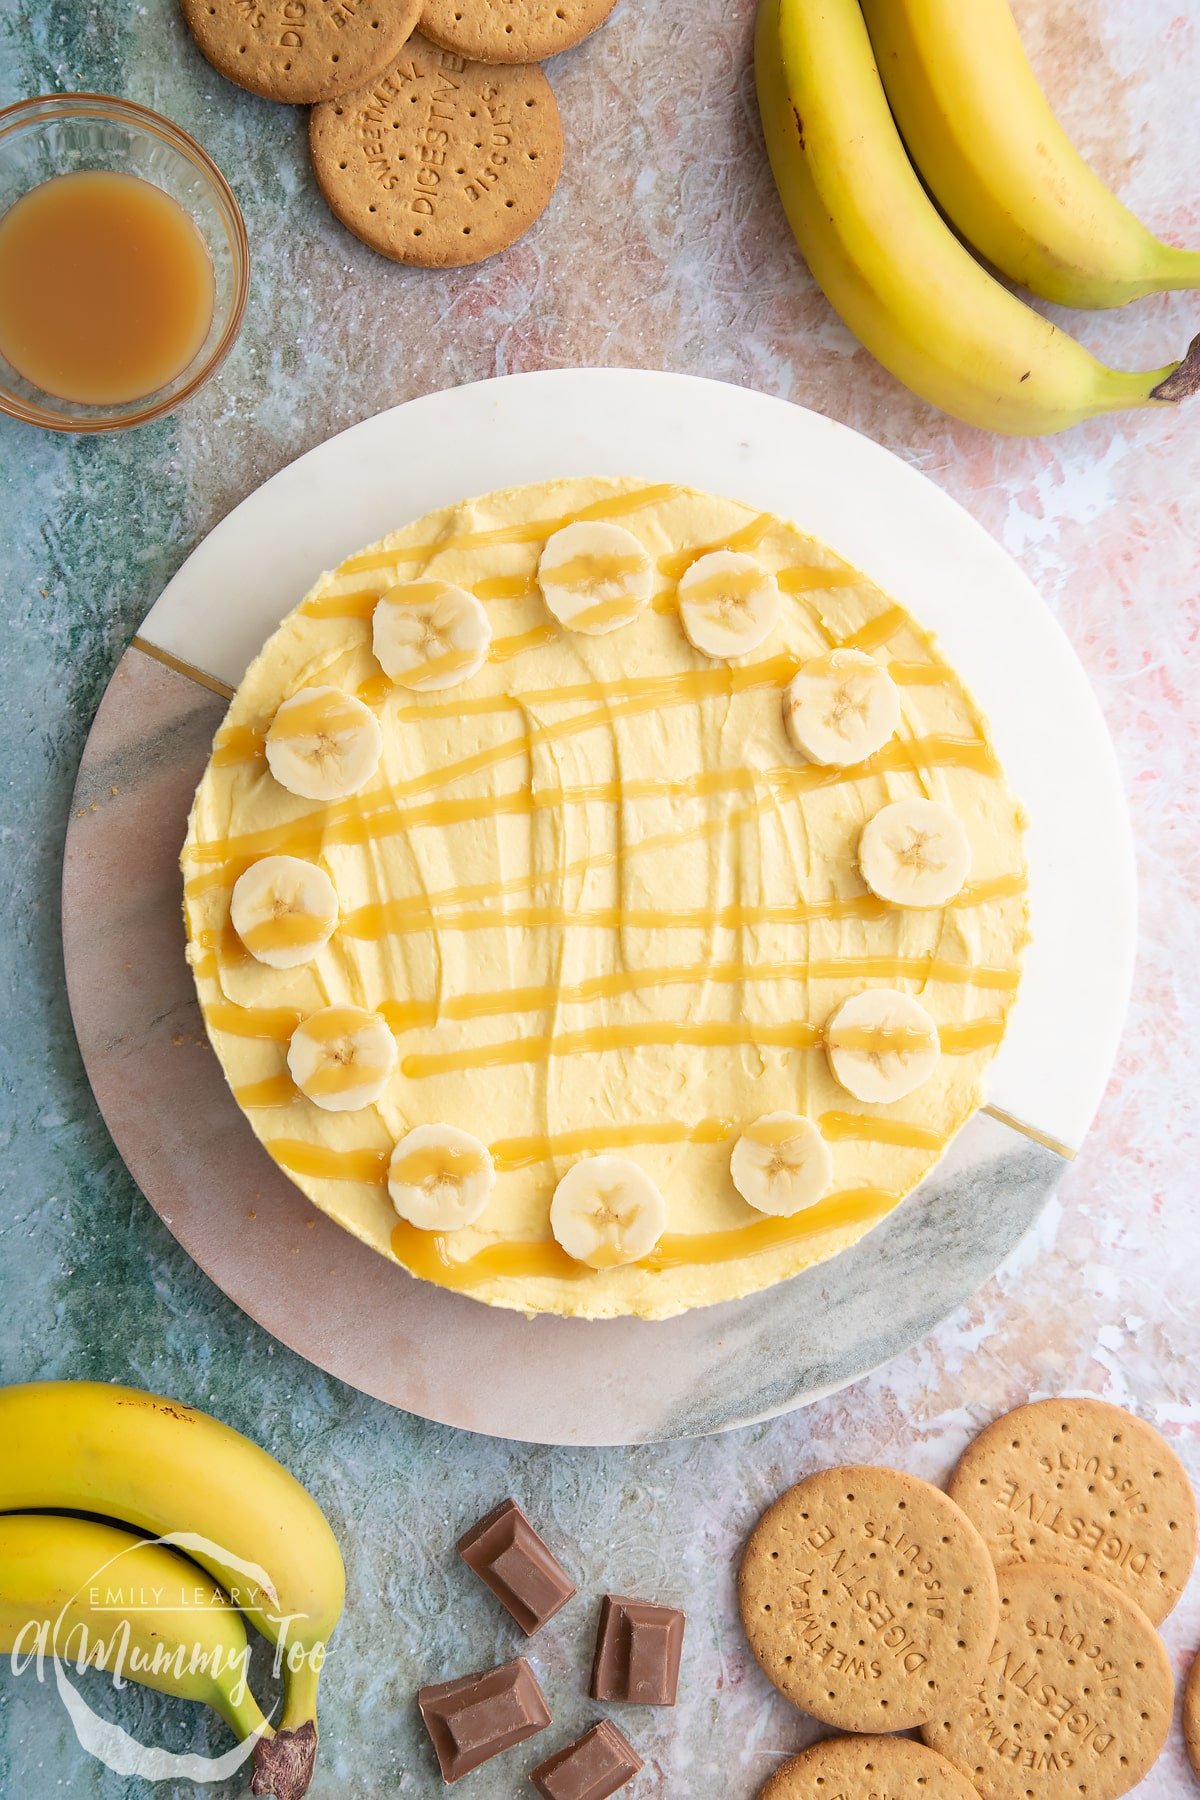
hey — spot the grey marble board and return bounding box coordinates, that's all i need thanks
[61,373,1132,1444]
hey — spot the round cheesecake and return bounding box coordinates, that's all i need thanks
[182,477,1028,1319]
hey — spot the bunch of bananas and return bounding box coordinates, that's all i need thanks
[0,1381,344,1800]
[755,0,1200,435]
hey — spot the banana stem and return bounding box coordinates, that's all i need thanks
[1150,330,1200,403]
[278,1657,323,1735]
[1157,247,1200,294]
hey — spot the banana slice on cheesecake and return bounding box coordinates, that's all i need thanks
[287,1006,397,1112]
[265,686,382,801]
[677,551,782,658]
[372,581,492,691]
[825,989,940,1104]
[783,649,900,765]
[538,521,654,633]
[230,855,339,969]
[859,797,970,907]
[730,1112,833,1215]
[550,1156,667,1269]
[388,1125,496,1231]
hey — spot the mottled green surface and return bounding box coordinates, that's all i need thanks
[3,0,1200,1794]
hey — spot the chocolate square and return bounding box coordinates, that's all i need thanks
[591,1594,685,1706]
[418,1655,551,1783]
[457,1498,577,1635]
[530,1718,644,1798]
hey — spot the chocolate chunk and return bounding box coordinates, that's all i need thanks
[457,1498,577,1635]
[418,1656,551,1783]
[530,1719,644,1798]
[591,1594,685,1706]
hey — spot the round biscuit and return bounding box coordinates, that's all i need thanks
[922,1559,1173,1800]
[309,33,562,266]
[948,1397,1197,1624]
[180,0,423,105]
[419,0,619,65]
[758,1735,979,1799]
[739,1464,1000,1733]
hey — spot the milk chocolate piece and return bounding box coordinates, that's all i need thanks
[457,1498,576,1635]
[418,1656,551,1783]
[530,1719,644,1798]
[591,1594,684,1706]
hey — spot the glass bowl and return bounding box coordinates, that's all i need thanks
[0,93,249,432]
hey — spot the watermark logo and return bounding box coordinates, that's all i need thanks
[7,1532,309,1784]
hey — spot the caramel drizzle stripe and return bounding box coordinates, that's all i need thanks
[222,628,562,757]
[487,1119,738,1171]
[888,661,950,686]
[257,1140,895,1276]
[258,1123,738,1166]
[841,606,909,654]
[249,1113,948,1167]
[334,484,686,577]
[233,1074,297,1108]
[662,513,769,574]
[209,650,802,765]
[489,624,559,662]
[184,734,1000,891]
[817,1110,948,1151]
[399,1015,1007,1081]
[268,1139,390,1183]
[300,468,867,611]
[300,588,383,623]
[296,563,858,624]
[354,673,392,708]
[384,650,802,725]
[429,954,1020,1020]
[205,1002,303,1042]
[492,1113,950,1169]
[199,870,1025,962]
[205,944,1023,1042]
[385,1187,899,1287]
[214,646,949,757]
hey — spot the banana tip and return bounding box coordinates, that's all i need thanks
[251,1721,318,1800]
[1151,330,1200,403]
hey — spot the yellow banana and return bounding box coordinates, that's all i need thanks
[754,0,1200,434]
[860,0,1200,309]
[0,1514,270,1745]
[0,1381,343,1796]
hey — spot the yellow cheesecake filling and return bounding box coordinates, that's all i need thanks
[182,477,1028,1320]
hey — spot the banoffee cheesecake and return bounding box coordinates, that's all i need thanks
[182,478,1028,1320]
